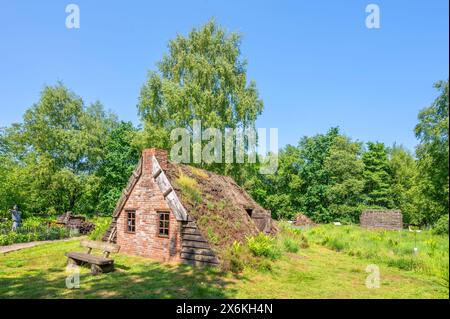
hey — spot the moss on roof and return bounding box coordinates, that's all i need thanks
[166,162,265,257]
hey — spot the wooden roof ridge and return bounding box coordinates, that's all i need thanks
[151,155,188,221]
[112,156,143,218]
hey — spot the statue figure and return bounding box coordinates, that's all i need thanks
[9,204,22,231]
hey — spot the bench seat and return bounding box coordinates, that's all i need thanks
[65,251,114,265]
[65,240,120,275]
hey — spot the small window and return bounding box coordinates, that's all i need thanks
[245,208,253,218]
[126,211,136,233]
[158,212,170,237]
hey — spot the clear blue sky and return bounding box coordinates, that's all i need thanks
[0,0,448,151]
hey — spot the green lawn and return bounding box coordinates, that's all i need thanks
[0,232,447,299]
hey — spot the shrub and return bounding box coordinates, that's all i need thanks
[0,220,12,235]
[88,217,111,241]
[278,221,310,249]
[222,241,245,273]
[432,214,449,235]
[283,237,299,253]
[322,235,347,252]
[0,217,74,245]
[246,233,281,260]
[223,237,280,274]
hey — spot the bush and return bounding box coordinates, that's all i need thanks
[283,237,299,253]
[88,217,111,241]
[0,217,74,246]
[277,221,310,250]
[432,214,449,235]
[246,233,281,260]
[222,241,245,273]
[321,235,347,252]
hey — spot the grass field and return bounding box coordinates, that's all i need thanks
[0,224,448,299]
[303,224,449,287]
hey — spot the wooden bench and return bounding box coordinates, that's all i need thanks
[65,240,120,275]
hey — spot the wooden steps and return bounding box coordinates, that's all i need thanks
[181,247,216,256]
[180,221,219,266]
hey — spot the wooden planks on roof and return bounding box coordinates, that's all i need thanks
[113,157,142,218]
[152,155,187,221]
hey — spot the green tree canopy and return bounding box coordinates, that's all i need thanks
[324,135,365,222]
[388,144,417,223]
[137,19,263,167]
[362,142,393,208]
[95,121,140,214]
[0,83,118,215]
[11,83,117,174]
[413,80,449,224]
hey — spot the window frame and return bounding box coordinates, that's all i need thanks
[157,211,170,238]
[125,210,136,234]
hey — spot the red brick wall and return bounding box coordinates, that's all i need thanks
[116,148,182,262]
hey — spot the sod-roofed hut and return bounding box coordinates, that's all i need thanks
[103,148,277,266]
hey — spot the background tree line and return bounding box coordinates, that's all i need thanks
[0,20,448,229]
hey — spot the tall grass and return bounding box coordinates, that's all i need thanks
[304,224,449,287]
[175,171,202,204]
[246,232,281,260]
[222,224,311,274]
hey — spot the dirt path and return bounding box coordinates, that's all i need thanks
[0,236,86,254]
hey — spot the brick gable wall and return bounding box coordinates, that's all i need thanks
[116,149,182,262]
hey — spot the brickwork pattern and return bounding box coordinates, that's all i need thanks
[360,210,403,230]
[116,149,182,262]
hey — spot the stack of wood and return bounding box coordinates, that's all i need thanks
[56,212,95,234]
[360,210,403,230]
[294,213,316,227]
